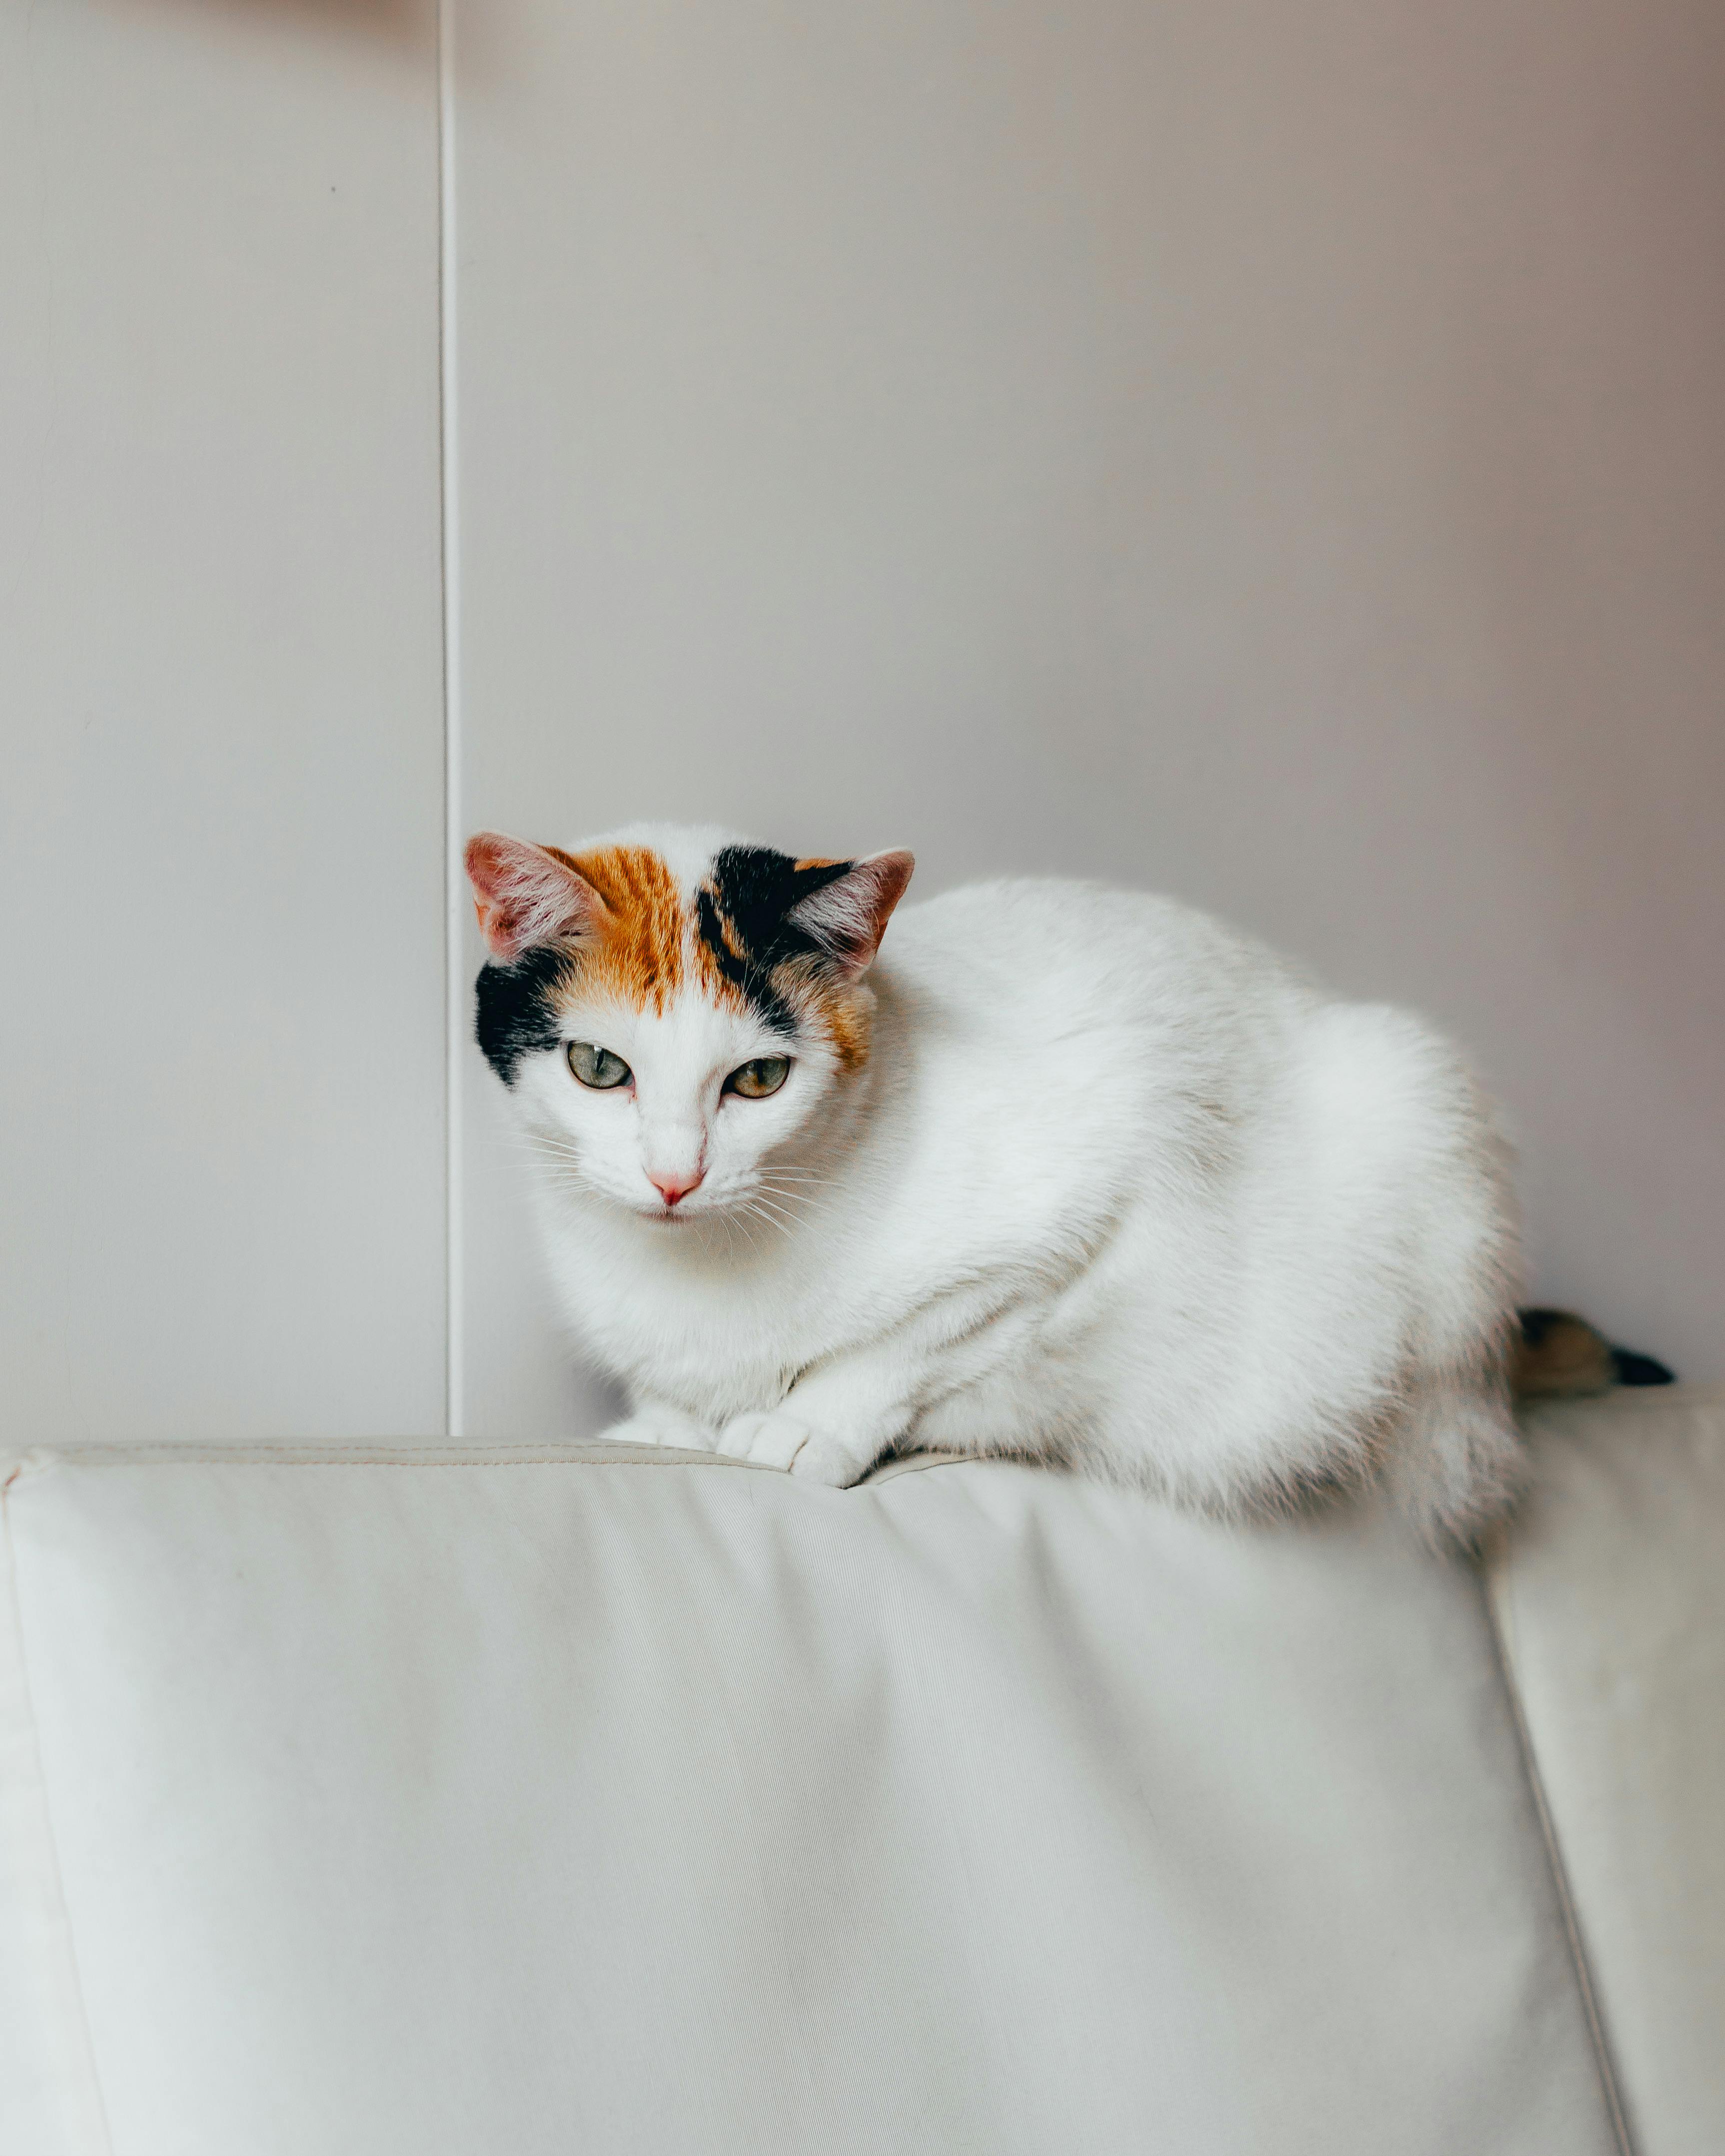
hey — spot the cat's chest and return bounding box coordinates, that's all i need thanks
[547,1221,862,1408]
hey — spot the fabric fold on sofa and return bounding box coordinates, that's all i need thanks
[1490,1384,1725,2156]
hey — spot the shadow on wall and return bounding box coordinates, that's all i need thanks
[107,0,531,82]
[112,0,430,51]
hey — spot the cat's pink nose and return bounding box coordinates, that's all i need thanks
[649,1168,704,1207]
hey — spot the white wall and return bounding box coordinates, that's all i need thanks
[5,0,1718,1444]
[1,0,446,1439]
[456,0,1724,1433]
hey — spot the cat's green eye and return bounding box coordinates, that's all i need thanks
[567,1041,632,1090]
[725,1056,791,1099]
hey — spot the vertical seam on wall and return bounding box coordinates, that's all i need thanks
[1478,1572,1636,2156]
[1,1477,115,2154]
[436,0,464,1439]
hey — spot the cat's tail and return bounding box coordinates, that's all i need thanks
[1393,1307,1675,1549]
[1511,1307,1675,1399]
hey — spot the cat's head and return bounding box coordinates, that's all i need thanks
[467,824,913,1224]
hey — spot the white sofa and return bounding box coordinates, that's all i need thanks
[4,1386,1720,2156]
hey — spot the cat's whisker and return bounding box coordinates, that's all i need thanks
[515,1135,577,1165]
[515,1151,588,1195]
[520,1131,582,1157]
[752,1174,822,1204]
[749,1185,815,1216]
[517,1142,585,1172]
[741,1191,804,1231]
[753,1200,817,1230]
[736,1197,796,1239]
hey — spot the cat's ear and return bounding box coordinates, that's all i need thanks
[788,850,915,982]
[465,832,608,962]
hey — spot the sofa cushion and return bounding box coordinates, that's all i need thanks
[4,1437,1623,2156]
[1490,1385,1725,2156]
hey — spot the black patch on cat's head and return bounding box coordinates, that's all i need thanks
[475,946,574,1086]
[697,845,854,1034]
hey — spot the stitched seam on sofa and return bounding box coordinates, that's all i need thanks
[1479,1572,1636,2156]
[21,1444,1003,1477]
[14,1445,783,1472]
[19,1447,1004,1479]
[0,1474,117,2156]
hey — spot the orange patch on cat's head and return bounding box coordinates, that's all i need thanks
[805,977,873,1073]
[558,843,688,1014]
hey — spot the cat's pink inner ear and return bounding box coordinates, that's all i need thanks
[465,832,606,962]
[790,850,915,980]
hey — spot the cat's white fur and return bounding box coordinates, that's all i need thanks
[489,823,1524,1543]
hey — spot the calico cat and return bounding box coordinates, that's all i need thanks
[468,824,1525,1544]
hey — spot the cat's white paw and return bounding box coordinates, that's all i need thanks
[716,1409,812,1471]
[598,1405,716,1452]
[716,1410,879,1486]
[787,1429,877,1487]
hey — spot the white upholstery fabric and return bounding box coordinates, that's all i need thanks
[1489,1386,1725,2156]
[3,1436,1632,2156]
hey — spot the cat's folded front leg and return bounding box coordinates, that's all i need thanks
[598,1397,719,1453]
[717,1284,1032,1484]
[716,1404,887,1485]
[715,1352,922,1487]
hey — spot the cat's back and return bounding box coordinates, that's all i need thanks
[878,875,1309,1056]
[842,875,1320,1274]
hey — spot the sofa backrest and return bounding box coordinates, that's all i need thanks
[5,1389,1721,2154]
